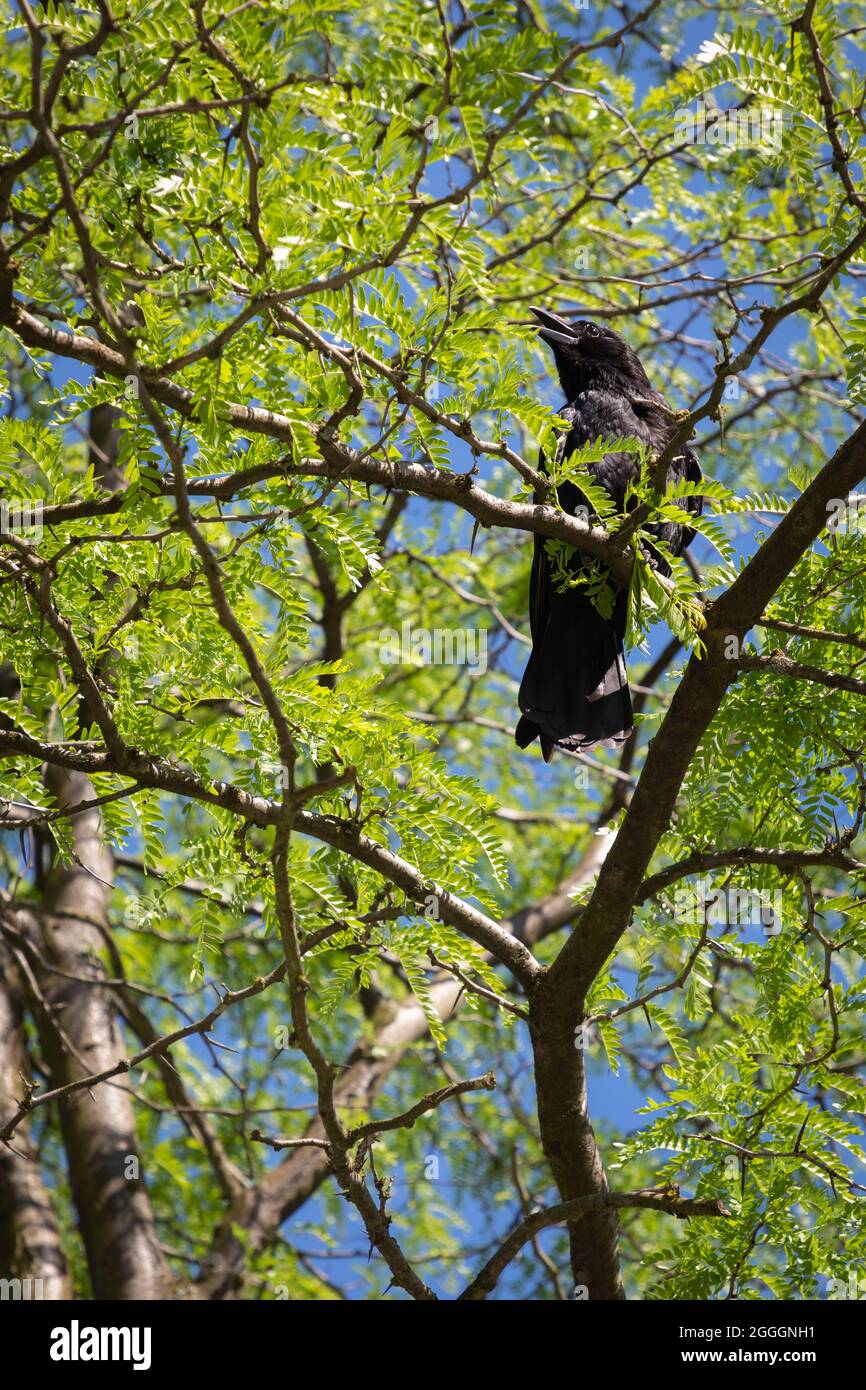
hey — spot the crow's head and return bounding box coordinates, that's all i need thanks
[530,306,653,401]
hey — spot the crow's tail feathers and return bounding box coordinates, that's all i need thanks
[516,589,633,761]
[515,714,557,763]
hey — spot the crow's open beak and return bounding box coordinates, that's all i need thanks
[530,305,578,348]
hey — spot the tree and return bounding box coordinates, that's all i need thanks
[1,0,865,1302]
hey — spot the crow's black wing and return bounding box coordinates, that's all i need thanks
[564,388,654,509]
[664,445,703,556]
[520,394,641,758]
[526,402,577,648]
[527,389,654,643]
[527,525,550,648]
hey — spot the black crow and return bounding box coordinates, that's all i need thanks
[515,308,702,762]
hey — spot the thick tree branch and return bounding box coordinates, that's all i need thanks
[529,416,866,1300]
[458,1188,731,1300]
[738,651,866,698]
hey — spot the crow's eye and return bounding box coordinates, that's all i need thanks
[585,324,600,338]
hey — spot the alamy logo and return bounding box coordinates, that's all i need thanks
[673,878,783,934]
[0,498,44,539]
[0,1276,43,1299]
[674,99,783,151]
[49,1320,152,1372]
[827,495,866,533]
[379,621,487,674]
[825,1272,866,1299]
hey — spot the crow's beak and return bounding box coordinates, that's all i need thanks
[530,305,578,348]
